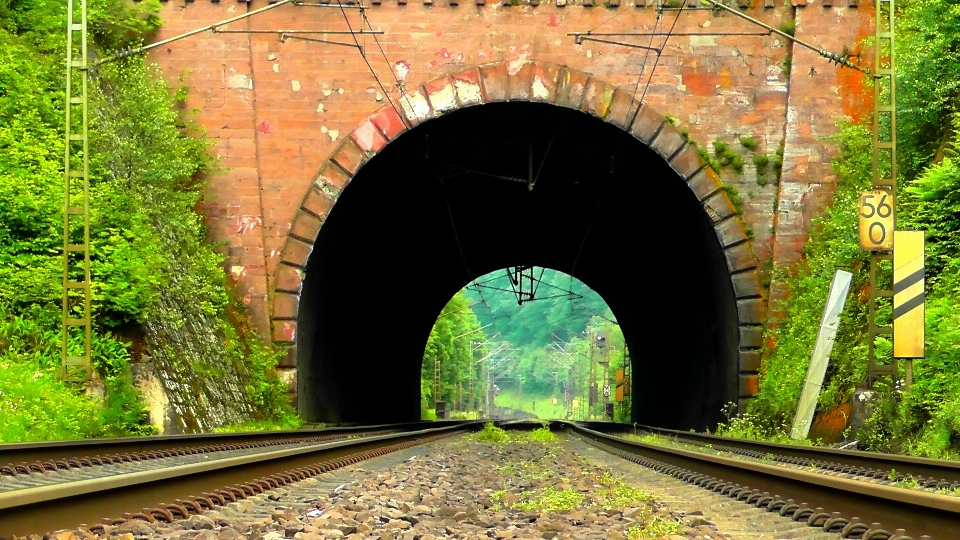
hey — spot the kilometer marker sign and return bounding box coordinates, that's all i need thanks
[859,190,894,251]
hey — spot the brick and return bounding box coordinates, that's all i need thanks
[739,374,760,397]
[330,138,367,176]
[280,236,313,268]
[555,68,590,110]
[453,69,483,106]
[290,210,324,241]
[739,325,764,349]
[478,62,509,102]
[274,263,304,294]
[649,122,686,161]
[714,217,748,247]
[272,320,297,343]
[317,161,351,191]
[582,78,616,119]
[739,350,761,373]
[506,60,533,101]
[273,292,300,320]
[724,242,757,272]
[301,185,335,218]
[605,89,639,130]
[731,269,762,298]
[737,298,766,325]
[702,191,737,223]
[686,168,722,201]
[425,76,458,115]
[369,106,408,141]
[530,62,561,103]
[350,119,388,154]
[669,143,704,180]
[629,102,665,144]
[277,345,297,368]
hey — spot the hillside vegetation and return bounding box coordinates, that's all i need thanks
[0,0,292,441]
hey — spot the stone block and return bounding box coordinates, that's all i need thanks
[280,236,314,268]
[702,191,737,223]
[454,69,484,106]
[724,243,757,272]
[290,210,324,241]
[714,217,748,247]
[739,325,764,349]
[330,138,367,176]
[555,68,590,110]
[278,345,297,368]
[369,106,408,141]
[686,168,722,201]
[272,320,297,343]
[316,161,351,191]
[350,119,388,154]
[739,374,759,397]
[731,270,762,299]
[739,350,761,373]
[479,62,509,102]
[650,122,686,162]
[399,87,433,126]
[425,76,458,115]
[530,62,561,103]
[274,263,304,294]
[737,298,766,325]
[273,292,300,320]
[582,78,616,119]
[604,89,639,130]
[629,102,665,144]
[301,185,335,218]
[669,143,704,180]
[507,60,533,101]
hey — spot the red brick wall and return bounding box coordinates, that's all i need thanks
[148,0,872,387]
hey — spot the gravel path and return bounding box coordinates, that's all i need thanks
[46,431,844,540]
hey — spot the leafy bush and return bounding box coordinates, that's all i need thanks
[528,426,556,442]
[472,422,511,443]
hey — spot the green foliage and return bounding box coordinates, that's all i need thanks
[471,422,511,443]
[626,516,682,539]
[750,123,872,430]
[896,0,960,177]
[778,20,796,37]
[513,486,585,512]
[423,290,485,413]
[528,426,556,442]
[712,139,745,175]
[213,416,303,433]
[722,185,744,214]
[738,135,759,150]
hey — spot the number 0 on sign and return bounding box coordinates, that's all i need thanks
[859,190,894,251]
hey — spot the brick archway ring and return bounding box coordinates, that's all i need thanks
[270,60,764,405]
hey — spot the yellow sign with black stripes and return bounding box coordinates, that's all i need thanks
[893,231,924,358]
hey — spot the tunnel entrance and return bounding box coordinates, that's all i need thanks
[297,100,744,430]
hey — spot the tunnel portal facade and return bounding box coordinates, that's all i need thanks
[274,64,765,429]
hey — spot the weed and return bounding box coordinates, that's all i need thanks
[738,135,759,150]
[514,486,585,512]
[627,515,682,538]
[779,20,796,37]
[529,426,556,442]
[471,422,511,443]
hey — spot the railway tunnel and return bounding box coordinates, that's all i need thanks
[296,101,745,430]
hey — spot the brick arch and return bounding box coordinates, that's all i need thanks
[271,60,765,404]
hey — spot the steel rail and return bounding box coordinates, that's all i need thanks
[0,420,467,466]
[0,421,479,536]
[565,421,957,539]
[580,420,960,485]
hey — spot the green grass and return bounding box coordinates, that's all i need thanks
[494,388,568,419]
[212,416,303,433]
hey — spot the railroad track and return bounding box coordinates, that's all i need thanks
[0,421,479,537]
[558,420,960,540]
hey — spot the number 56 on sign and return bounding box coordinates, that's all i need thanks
[859,190,894,251]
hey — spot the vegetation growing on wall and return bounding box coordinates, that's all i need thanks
[0,0,293,441]
[752,0,960,458]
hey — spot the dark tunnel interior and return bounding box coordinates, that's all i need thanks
[297,102,740,430]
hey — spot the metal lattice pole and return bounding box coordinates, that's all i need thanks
[61,0,92,383]
[867,0,897,388]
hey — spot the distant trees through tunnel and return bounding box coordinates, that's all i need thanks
[297,102,741,430]
[420,268,629,422]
